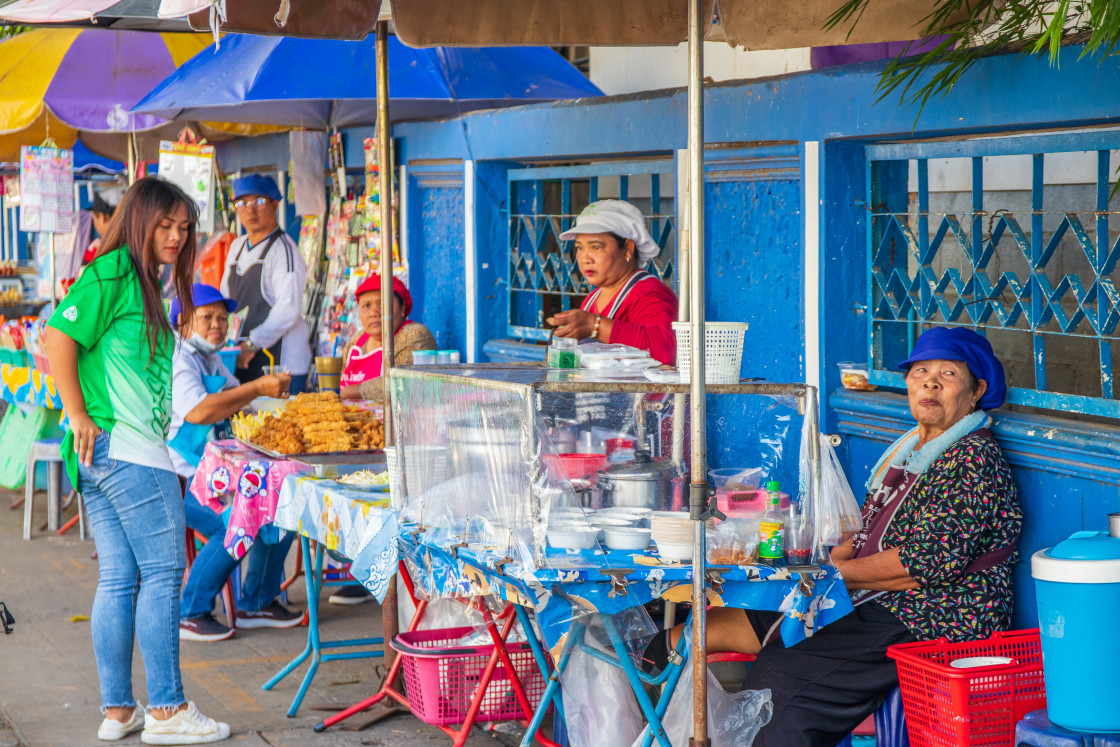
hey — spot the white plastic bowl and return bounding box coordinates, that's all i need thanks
[594,516,638,528]
[950,656,1016,669]
[548,528,598,550]
[604,527,652,552]
[655,539,694,561]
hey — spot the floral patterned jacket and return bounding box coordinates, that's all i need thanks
[871,432,1022,642]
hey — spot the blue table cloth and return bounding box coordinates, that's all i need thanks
[398,529,853,650]
[274,474,400,602]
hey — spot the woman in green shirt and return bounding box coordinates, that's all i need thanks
[45,178,231,745]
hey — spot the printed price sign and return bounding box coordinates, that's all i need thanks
[19,146,74,234]
[158,139,215,233]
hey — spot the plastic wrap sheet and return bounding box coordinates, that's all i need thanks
[627,621,773,747]
[391,367,682,570]
[391,368,831,572]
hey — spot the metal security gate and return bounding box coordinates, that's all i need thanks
[507,159,677,341]
[866,130,1120,418]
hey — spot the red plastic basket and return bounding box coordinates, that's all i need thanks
[390,626,548,727]
[887,629,1047,747]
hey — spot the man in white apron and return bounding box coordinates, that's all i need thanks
[220,175,311,393]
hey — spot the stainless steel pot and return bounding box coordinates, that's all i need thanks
[597,450,677,510]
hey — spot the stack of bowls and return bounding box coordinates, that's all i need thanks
[591,507,652,551]
[651,511,695,561]
[547,507,598,550]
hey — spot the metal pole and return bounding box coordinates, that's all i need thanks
[686,0,709,743]
[126,135,137,186]
[375,18,400,671]
[49,233,56,305]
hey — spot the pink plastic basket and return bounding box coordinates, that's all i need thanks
[390,626,548,726]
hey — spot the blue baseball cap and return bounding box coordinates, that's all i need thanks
[898,326,1007,410]
[232,174,282,202]
[170,283,237,326]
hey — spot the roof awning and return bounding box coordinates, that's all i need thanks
[0,0,962,48]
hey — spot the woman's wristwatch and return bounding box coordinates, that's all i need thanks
[591,314,602,340]
[242,339,259,353]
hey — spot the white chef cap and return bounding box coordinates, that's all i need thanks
[558,199,660,262]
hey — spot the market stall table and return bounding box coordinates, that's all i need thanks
[397,531,852,747]
[1,363,62,409]
[267,473,400,715]
[190,439,310,559]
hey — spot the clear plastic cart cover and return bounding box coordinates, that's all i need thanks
[389,366,820,575]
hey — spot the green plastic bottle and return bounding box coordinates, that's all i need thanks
[758,480,784,566]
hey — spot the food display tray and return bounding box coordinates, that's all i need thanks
[235,437,385,463]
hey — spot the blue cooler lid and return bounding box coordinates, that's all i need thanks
[1032,531,1120,583]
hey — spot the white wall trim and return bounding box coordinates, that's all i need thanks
[464,160,477,363]
[803,141,821,394]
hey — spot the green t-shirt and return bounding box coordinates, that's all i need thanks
[47,247,174,486]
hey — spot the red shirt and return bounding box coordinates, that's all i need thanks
[580,274,678,365]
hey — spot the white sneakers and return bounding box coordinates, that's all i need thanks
[141,702,230,745]
[97,701,229,744]
[97,708,144,741]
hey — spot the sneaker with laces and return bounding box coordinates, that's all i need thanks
[328,584,374,605]
[179,614,234,642]
[140,702,230,745]
[235,601,304,629]
[98,707,144,741]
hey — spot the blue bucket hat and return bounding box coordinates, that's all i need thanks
[232,174,282,202]
[170,283,238,326]
[898,327,1006,410]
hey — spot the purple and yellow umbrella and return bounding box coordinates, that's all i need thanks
[0,28,273,163]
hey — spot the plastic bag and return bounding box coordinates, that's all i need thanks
[635,663,772,747]
[815,435,862,547]
[563,644,645,747]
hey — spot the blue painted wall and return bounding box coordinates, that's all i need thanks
[390,45,1120,629]
[405,164,467,352]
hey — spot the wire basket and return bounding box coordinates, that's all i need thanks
[390,626,547,726]
[887,629,1046,747]
[671,321,748,384]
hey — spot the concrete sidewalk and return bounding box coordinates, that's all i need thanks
[0,487,518,747]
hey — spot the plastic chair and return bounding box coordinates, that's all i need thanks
[23,438,68,540]
[184,528,239,629]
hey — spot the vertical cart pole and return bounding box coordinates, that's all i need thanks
[375,19,400,669]
[686,0,709,743]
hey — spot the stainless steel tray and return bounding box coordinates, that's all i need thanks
[235,438,384,465]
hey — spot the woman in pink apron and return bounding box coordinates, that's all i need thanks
[339,274,436,400]
[643,327,1020,747]
[546,200,678,365]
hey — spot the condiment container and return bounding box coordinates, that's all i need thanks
[547,336,580,369]
[837,361,876,391]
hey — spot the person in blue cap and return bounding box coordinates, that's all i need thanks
[167,283,303,642]
[644,326,1022,747]
[220,174,310,392]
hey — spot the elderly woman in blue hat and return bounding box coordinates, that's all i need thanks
[220,174,310,392]
[644,327,1022,747]
[167,283,303,642]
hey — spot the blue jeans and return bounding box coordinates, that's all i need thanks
[79,432,186,711]
[180,491,295,619]
[289,374,307,395]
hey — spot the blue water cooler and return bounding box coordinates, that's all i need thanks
[1032,529,1120,733]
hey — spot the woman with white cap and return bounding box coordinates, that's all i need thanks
[548,199,679,365]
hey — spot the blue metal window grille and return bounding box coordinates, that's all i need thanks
[866,131,1120,418]
[507,159,676,341]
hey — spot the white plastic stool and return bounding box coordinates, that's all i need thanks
[23,438,67,540]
